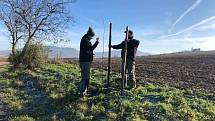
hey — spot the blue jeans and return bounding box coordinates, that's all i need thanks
[78,62,91,95]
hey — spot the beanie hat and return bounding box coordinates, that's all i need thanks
[87,27,95,37]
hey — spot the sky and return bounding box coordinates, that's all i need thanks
[0,0,215,54]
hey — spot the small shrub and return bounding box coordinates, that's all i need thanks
[9,42,49,69]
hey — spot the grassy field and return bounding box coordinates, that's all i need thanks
[0,64,215,121]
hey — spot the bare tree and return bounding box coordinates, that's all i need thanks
[0,0,24,56]
[0,0,75,68]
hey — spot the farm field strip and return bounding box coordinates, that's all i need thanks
[65,55,215,93]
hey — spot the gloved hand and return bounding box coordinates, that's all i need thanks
[96,37,99,43]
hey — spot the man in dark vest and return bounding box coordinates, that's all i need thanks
[110,30,140,89]
[78,27,99,96]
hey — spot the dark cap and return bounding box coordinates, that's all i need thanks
[124,30,133,35]
[87,27,95,37]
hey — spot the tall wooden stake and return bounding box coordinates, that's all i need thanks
[107,23,112,88]
[121,26,129,95]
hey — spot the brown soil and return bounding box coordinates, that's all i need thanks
[64,54,215,93]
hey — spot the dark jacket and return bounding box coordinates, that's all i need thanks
[112,39,140,61]
[79,34,99,62]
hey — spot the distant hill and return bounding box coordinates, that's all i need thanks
[48,46,151,58]
[47,46,79,58]
[0,46,150,58]
[47,46,150,58]
[2,47,215,59]
[0,46,80,58]
[0,50,10,57]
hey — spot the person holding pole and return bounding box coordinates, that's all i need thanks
[110,30,140,89]
[78,27,99,96]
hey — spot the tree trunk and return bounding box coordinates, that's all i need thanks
[13,38,31,69]
[11,44,16,56]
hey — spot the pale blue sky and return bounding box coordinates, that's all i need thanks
[1,0,215,53]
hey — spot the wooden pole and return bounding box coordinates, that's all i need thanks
[107,23,112,88]
[121,26,129,95]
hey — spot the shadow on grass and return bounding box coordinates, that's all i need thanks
[4,64,117,120]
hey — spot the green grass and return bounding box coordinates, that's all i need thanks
[0,63,214,121]
[0,64,9,73]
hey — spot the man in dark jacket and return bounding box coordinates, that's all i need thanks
[78,27,99,96]
[110,30,140,89]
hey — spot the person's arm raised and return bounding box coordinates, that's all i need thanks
[91,37,99,50]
